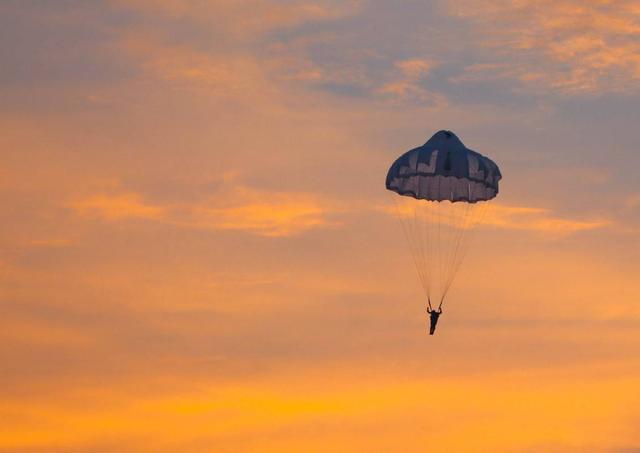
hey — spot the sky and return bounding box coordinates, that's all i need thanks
[1,0,639,451]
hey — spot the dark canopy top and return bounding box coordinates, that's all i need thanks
[386,130,501,203]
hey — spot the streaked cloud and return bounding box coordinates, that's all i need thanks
[70,193,165,221]
[69,186,340,237]
[1,318,89,347]
[451,0,640,94]
[382,201,609,234]
[624,193,640,210]
[181,186,340,237]
[121,33,270,99]
[2,1,640,451]
[119,0,363,38]
[378,58,448,106]
[485,204,610,234]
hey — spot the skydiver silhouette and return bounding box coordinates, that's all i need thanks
[427,304,442,335]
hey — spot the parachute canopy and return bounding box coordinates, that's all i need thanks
[386,130,502,308]
[386,130,501,202]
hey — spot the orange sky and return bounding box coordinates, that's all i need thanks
[1,1,639,451]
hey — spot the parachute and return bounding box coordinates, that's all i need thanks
[386,130,502,309]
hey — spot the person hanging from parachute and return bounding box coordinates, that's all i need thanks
[386,130,501,335]
[426,300,442,335]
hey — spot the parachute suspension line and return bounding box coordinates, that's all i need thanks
[420,200,433,302]
[414,198,469,309]
[440,201,492,305]
[390,193,494,310]
[437,203,445,304]
[390,194,429,298]
[412,203,424,293]
[443,206,471,303]
[413,205,429,296]
[398,201,423,293]
[414,206,422,295]
[439,201,460,306]
[439,201,473,305]
[437,200,443,305]
[414,172,433,301]
[441,201,473,305]
[426,200,434,302]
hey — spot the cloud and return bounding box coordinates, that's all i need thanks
[484,204,610,234]
[118,0,363,39]
[1,318,90,348]
[450,0,640,94]
[184,193,337,237]
[382,201,609,234]
[624,193,640,210]
[395,59,432,79]
[118,32,272,101]
[70,193,165,221]
[378,58,447,107]
[69,186,339,237]
[24,238,73,248]
[3,3,640,451]
[112,0,368,102]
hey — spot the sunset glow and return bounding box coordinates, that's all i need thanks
[1,1,639,451]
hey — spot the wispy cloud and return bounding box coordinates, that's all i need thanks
[485,204,610,234]
[187,195,337,237]
[378,58,448,107]
[69,186,340,237]
[3,2,640,451]
[450,0,640,94]
[119,33,272,100]
[70,193,166,221]
[382,201,609,235]
[119,0,363,38]
[23,238,73,248]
